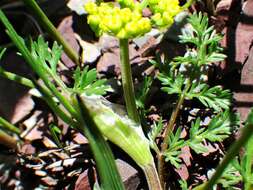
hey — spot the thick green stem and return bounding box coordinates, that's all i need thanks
[0,117,20,134]
[119,39,140,123]
[142,163,162,190]
[203,123,253,190]
[22,0,79,65]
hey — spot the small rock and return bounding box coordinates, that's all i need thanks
[35,170,47,177]
[116,159,140,190]
[42,137,58,148]
[41,176,57,186]
[133,29,161,48]
[216,0,233,15]
[75,34,101,64]
[20,143,36,155]
[0,51,34,123]
[58,16,80,68]
[242,0,253,17]
[97,51,121,75]
[73,133,89,144]
[234,46,253,120]
[98,34,119,52]
[75,169,92,190]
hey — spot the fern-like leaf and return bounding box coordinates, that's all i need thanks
[73,66,111,96]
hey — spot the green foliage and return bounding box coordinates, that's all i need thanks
[147,13,236,188]
[164,127,184,168]
[160,111,238,168]
[179,12,225,66]
[48,124,63,149]
[189,111,239,153]
[179,179,188,190]
[229,136,253,190]
[157,12,230,112]
[158,73,185,95]
[73,66,111,96]
[186,83,231,112]
[216,161,242,189]
[0,10,125,190]
[0,48,6,59]
[31,36,61,73]
[148,118,163,154]
[136,76,153,109]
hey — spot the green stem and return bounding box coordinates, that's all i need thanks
[203,123,253,190]
[0,129,17,149]
[243,138,253,190]
[0,117,20,134]
[143,163,162,190]
[158,93,185,188]
[21,0,79,65]
[0,67,35,88]
[158,80,191,188]
[33,80,77,128]
[119,39,140,123]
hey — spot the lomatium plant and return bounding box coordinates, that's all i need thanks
[84,0,192,189]
[2,0,253,189]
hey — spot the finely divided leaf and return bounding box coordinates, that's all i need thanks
[73,66,111,96]
[187,83,231,112]
[164,127,184,168]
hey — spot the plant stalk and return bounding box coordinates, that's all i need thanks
[0,117,20,134]
[203,123,253,190]
[119,39,140,123]
[143,163,162,190]
[22,0,79,65]
[157,93,185,187]
[0,67,35,88]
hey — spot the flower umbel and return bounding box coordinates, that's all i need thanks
[149,0,181,28]
[85,0,182,39]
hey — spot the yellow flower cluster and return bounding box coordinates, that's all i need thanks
[149,0,181,28]
[84,0,182,39]
[85,2,151,39]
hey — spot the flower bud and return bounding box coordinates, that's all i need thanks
[149,0,159,5]
[120,8,132,24]
[162,12,173,26]
[107,15,123,33]
[84,2,98,14]
[125,21,139,37]
[117,0,135,9]
[151,13,163,27]
[138,18,151,34]
[87,15,100,31]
